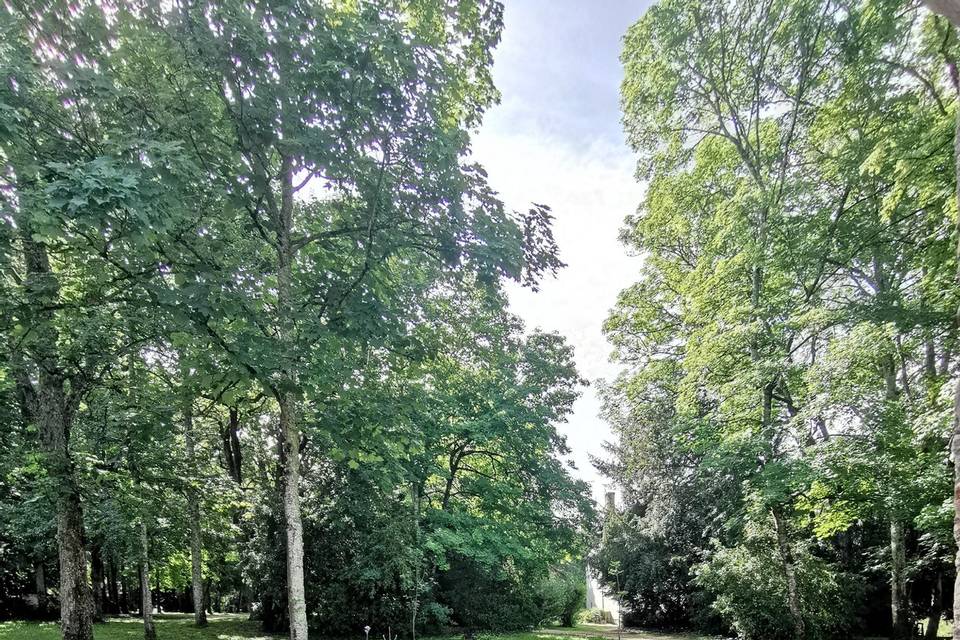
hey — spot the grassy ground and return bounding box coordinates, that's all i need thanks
[0,613,279,640]
[0,615,712,640]
[536,626,712,640]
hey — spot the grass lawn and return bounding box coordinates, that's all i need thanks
[0,613,279,640]
[536,626,712,640]
[0,616,714,640]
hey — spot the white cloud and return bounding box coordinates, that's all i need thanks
[471,126,644,501]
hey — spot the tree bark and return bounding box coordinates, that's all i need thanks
[153,568,162,614]
[276,156,308,640]
[107,559,119,615]
[139,522,156,640]
[121,565,130,615]
[19,225,93,640]
[279,394,307,640]
[35,559,47,617]
[184,395,208,627]
[222,406,242,485]
[773,509,804,639]
[927,572,943,640]
[91,544,105,622]
[921,9,960,638]
[891,519,910,639]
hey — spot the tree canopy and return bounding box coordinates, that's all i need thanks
[595,1,960,639]
[0,2,594,639]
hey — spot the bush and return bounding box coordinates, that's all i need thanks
[436,554,541,631]
[592,516,707,630]
[577,608,614,624]
[535,563,586,627]
[694,525,859,640]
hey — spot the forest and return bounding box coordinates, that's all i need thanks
[592,1,960,639]
[0,1,594,640]
[8,1,960,640]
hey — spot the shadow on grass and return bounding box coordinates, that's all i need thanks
[0,613,280,640]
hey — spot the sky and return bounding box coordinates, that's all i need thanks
[471,1,654,502]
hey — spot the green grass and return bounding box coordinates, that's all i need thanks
[0,613,279,640]
[0,616,716,640]
[536,627,711,640]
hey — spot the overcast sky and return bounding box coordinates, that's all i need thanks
[471,1,654,502]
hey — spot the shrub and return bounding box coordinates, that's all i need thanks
[577,608,613,624]
[694,525,859,640]
[535,563,587,627]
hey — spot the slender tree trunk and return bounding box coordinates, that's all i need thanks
[183,395,208,627]
[927,572,942,640]
[35,559,47,617]
[773,509,804,639]
[275,156,308,640]
[91,544,104,622]
[139,522,156,640]
[891,519,910,639]
[108,559,119,615]
[883,350,910,640]
[153,568,162,614]
[122,563,131,615]
[279,394,307,640]
[222,406,242,485]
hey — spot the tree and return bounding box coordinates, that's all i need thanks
[601,1,959,638]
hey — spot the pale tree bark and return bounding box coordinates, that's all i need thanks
[139,522,156,640]
[183,395,208,627]
[952,103,960,640]
[883,356,911,639]
[890,520,910,639]
[276,156,308,640]
[279,395,307,640]
[927,572,943,640]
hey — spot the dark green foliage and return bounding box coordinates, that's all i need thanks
[534,564,587,628]
[436,555,539,632]
[694,529,861,640]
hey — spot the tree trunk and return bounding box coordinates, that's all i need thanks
[91,544,105,622]
[122,563,131,615]
[153,568,162,614]
[891,520,910,639]
[43,364,93,640]
[279,394,307,640]
[276,156,308,640]
[17,204,93,640]
[222,406,242,485]
[184,396,208,627]
[773,509,804,639]
[927,572,942,640]
[139,522,156,640]
[35,559,47,617]
[108,559,119,615]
